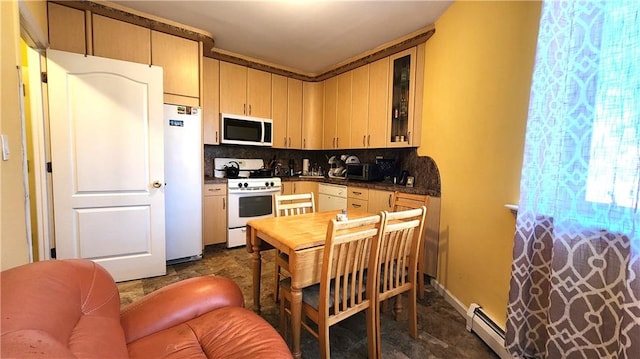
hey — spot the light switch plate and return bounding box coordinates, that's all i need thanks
[1,134,9,160]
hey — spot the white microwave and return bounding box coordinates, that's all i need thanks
[220,113,273,146]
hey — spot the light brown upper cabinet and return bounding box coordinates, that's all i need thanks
[302,81,324,150]
[387,46,424,147]
[350,65,370,149]
[272,76,303,149]
[287,78,303,149]
[368,57,390,148]
[220,62,272,118]
[92,14,150,64]
[151,31,199,100]
[272,74,288,148]
[203,57,220,144]
[323,76,338,149]
[336,71,352,149]
[48,2,86,54]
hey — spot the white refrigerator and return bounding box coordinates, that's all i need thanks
[164,104,202,263]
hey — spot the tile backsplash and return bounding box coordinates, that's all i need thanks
[204,145,441,196]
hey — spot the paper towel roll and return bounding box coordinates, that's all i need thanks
[302,159,310,175]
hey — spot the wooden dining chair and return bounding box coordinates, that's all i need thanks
[279,215,382,359]
[273,192,316,302]
[391,191,430,300]
[375,206,426,358]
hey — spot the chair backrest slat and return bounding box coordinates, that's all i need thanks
[275,193,315,217]
[378,207,426,297]
[321,215,382,320]
[391,192,429,212]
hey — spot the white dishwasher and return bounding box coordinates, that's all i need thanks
[318,183,347,212]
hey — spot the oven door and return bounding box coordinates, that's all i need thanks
[227,189,277,229]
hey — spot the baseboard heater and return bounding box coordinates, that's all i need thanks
[466,303,511,358]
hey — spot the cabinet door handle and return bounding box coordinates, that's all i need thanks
[336,137,339,148]
[243,103,246,114]
[363,135,366,146]
[216,131,219,143]
[388,194,392,207]
[284,137,287,147]
[352,203,362,208]
[353,191,362,195]
[407,131,411,145]
[303,138,306,148]
[367,135,370,147]
[223,197,226,210]
[249,104,252,115]
[332,137,336,147]
[289,137,292,148]
[208,187,222,192]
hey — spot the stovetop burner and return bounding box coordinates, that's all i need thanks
[249,170,274,178]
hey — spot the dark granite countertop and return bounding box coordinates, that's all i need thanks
[204,175,439,197]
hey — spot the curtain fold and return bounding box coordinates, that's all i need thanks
[506,1,640,358]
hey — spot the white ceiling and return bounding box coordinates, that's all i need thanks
[111,1,453,74]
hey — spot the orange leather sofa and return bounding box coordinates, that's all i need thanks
[1,259,292,358]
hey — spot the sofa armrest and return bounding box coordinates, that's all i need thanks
[120,276,244,343]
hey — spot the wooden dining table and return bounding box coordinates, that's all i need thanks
[246,208,375,359]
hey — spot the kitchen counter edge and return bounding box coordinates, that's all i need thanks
[204,176,439,197]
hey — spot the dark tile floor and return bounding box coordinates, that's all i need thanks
[117,245,498,359]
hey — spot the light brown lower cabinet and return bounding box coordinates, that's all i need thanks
[368,188,394,213]
[347,186,369,212]
[281,181,319,209]
[203,184,227,246]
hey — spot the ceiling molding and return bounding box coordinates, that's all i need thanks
[206,27,435,82]
[52,1,435,82]
[51,1,215,50]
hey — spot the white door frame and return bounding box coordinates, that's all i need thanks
[25,45,52,261]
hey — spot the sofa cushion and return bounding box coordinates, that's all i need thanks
[127,306,293,359]
[1,259,128,358]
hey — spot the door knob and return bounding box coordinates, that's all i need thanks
[152,180,162,188]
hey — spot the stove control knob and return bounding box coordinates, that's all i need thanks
[243,182,248,188]
[237,183,242,188]
[265,181,270,187]
[270,182,275,187]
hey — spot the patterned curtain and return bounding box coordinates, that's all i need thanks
[506,1,640,358]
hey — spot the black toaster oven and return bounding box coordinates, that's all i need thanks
[346,163,383,181]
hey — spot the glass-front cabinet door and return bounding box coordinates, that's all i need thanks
[387,48,416,147]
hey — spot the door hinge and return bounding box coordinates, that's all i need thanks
[46,162,52,173]
[50,248,56,259]
[41,72,47,83]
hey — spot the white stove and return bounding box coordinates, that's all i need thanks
[228,177,281,192]
[214,158,281,248]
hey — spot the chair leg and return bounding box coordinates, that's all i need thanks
[365,307,378,359]
[318,320,331,359]
[418,249,425,300]
[376,301,383,359]
[274,250,281,303]
[279,289,287,338]
[393,295,404,321]
[408,287,418,338]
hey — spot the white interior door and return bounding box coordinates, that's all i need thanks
[47,49,166,282]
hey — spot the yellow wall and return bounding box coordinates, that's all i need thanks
[1,0,30,269]
[420,1,541,327]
